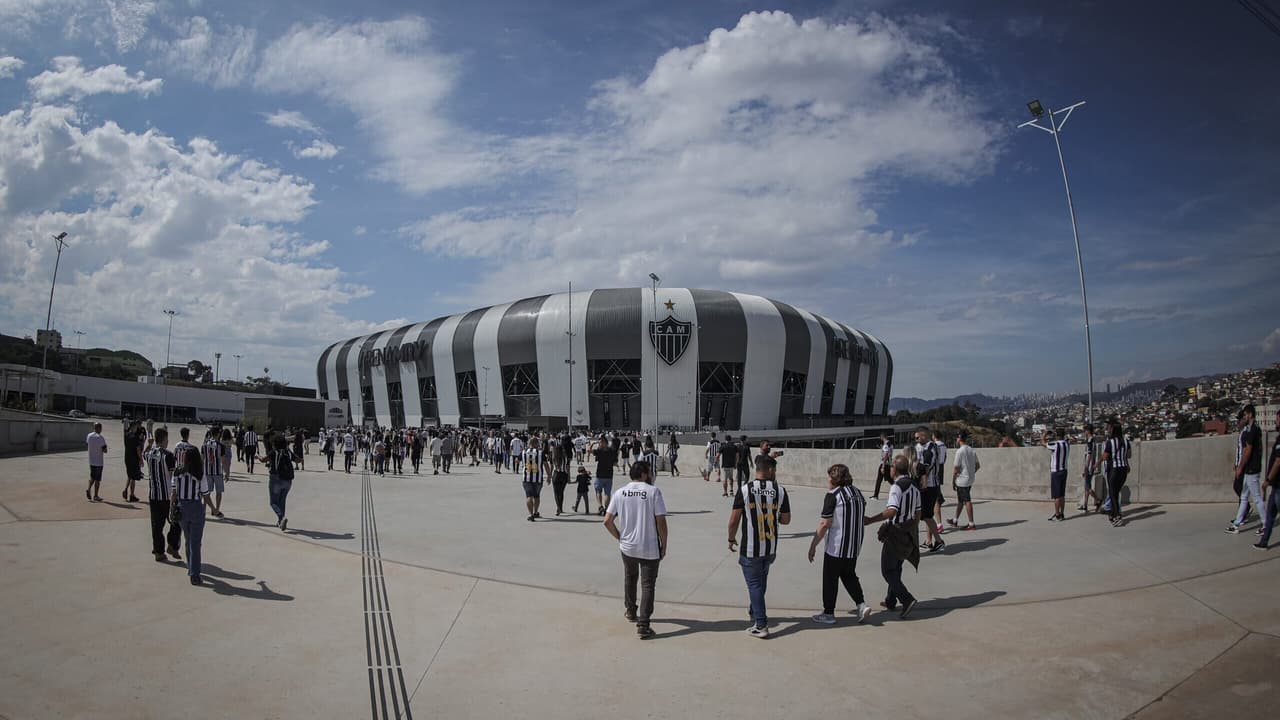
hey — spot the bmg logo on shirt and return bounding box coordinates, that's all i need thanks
[622,489,648,499]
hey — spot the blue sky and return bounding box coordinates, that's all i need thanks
[0,0,1276,398]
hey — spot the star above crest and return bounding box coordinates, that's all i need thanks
[664,299,675,311]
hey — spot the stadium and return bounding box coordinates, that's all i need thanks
[316,288,892,431]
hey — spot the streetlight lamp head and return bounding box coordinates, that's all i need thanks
[1027,99,1045,118]
[52,232,68,241]
[648,273,660,283]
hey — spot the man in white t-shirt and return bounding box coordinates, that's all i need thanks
[85,423,108,502]
[603,459,668,639]
[342,430,356,473]
[947,430,979,530]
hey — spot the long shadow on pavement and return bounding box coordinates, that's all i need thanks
[933,538,1007,556]
[965,519,1026,530]
[220,516,354,540]
[202,576,295,601]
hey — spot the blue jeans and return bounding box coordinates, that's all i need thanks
[178,499,206,578]
[269,475,292,522]
[1260,485,1280,545]
[880,541,914,609]
[738,555,775,629]
[1234,474,1262,526]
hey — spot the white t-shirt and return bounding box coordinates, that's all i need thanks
[607,481,667,560]
[953,444,977,488]
[343,433,355,452]
[86,432,107,467]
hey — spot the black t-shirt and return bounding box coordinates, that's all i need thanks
[1241,424,1263,475]
[593,446,617,479]
[718,442,739,468]
[575,471,591,490]
[1267,436,1280,485]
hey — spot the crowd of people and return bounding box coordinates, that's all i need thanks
[80,405,1279,637]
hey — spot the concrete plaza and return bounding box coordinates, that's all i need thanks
[0,425,1276,719]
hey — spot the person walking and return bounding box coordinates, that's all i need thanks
[221,428,235,485]
[807,463,871,625]
[1078,424,1102,513]
[342,428,356,473]
[170,450,215,585]
[718,435,739,497]
[430,433,442,475]
[202,428,226,518]
[322,429,336,470]
[727,454,792,638]
[667,432,680,477]
[410,431,423,474]
[1254,417,1280,550]
[913,427,944,552]
[440,432,454,474]
[931,430,948,528]
[1044,428,1070,522]
[1102,419,1131,527]
[573,465,592,514]
[641,440,661,484]
[145,428,182,562]
[946,430,979,530]
[866,455,921,619]
[604,460,668,639]
[703,432,721,484]
[872,433,893,499]
[261,435,295,531]
[85,422,108,502]
[242,427,258,474]
[1227,404,1263,534]
[521,437,551,521]
[592,436,618,516]
[123,420,144,503]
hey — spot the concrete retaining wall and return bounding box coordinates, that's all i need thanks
[771,433,1270,504]
[0,412,95,456]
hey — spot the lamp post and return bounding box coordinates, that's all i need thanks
[36,232,70,413]
[162,309,176,425]
[214,352,221,383]
[566,281,577,430]
[72,330,85,404]
[648,272,660,431]
[233,354,242,383]
[1018,98,1095,424]
[481,366,490,421]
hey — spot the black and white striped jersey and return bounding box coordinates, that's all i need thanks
[173,441,196,471]
[732,478,791,558]
[706,439,721,463]
[1047,439,1069,473]
[1082,436,1100,474]
[641,449,660,476]
[821,485,866,559]
[886,479,921,525]
[145,448,175,501]
[521,448,546,484]
[170,470,209,501]
[1105,437,1130,471]
[242,430,258,453]
[202,439,224,478]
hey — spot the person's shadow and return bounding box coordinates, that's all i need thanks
[196,564,294,601]
[932,538,1007,556]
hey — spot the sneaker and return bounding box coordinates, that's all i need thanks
[963,524,977,531]
[811,613,837,625]
[857,604,871,624]
[154,552,165,562]
[636,625,655,639]
[1255,527,1265,536]
[167,546,182,560]
[527,515,535,522]
[930,539,946,553]
[189,575,203,586]
[1254,541,1268,550]
[1225,524,1240,534]
[747,625,770,638]
[879,601,895,612]
[899,599,918,619]
[1047,515,1060,522]
[1077,504,1087,511]
[280,518,287,532]
[946,518,958,527]
[624,610,637,622]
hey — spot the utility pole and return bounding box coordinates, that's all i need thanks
[565,281,576,430]
[163,309,176,425]
[1018,99,1095,424]
[648,273,660,431]
[36,232,69,413]
[214,352,221,383]
[234,354,242,383]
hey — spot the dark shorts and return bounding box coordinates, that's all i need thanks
[1050,470,1068,499]
[1082,471,1096,491]
[920,486,939,519]
[522,481,543,499]
[89,465,103,482]
[955,486,972,505]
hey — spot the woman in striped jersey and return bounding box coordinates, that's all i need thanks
[1102,419,1131,527]
[808,464,871,625]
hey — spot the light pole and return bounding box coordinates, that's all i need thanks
[481,366,490,421]
[162,309,176,425]
[565,281,577,430]
[72,330,85,403]
[1018,99,1095,424]
[36,232,69,413]
[649,272,660,431]
[214,352,221,383]
[233,354,242,383]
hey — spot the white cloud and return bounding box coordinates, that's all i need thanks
[292,138,339,159]
[400,11,1000,304]
[0,99,379,384]
[0,55,23,78]
[262,109,322,135]
[1,0,156,52]
[28,56,162,101]
[255,18,508,193]
[1122,255,1203,271]
[150,15,256,88]
[103,0,156,51]
[352,225,366,236]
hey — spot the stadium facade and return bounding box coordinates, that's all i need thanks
[316,288,892,431]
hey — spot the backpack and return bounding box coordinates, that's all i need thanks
[276,450,295,481]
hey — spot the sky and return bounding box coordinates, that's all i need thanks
[0,0,1277,399]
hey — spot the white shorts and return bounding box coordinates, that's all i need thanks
[705,460,717,474]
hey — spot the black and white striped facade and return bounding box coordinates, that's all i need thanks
[316,288,893,431]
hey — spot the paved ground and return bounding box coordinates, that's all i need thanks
[0,424,1276,719]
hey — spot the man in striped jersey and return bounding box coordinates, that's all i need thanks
[727,454,792,638]
[604,460,668,639]
[1078,424,1103,513]
[145,428,181,562]
[173,428,196,474]
[914,428,944,552]
[703,432,721,483]
[522,437,553,522]
[242,428,258,474]
[1044,428,1070,522]
[202,428,226,519]
[808,464,871,625]
[641,440,660,485]
[866,455,921,619]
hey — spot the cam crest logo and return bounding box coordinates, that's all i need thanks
[649,314,692,366]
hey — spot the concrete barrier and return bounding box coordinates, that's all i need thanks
[0,411,95,456]
[771,433,1269,504]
